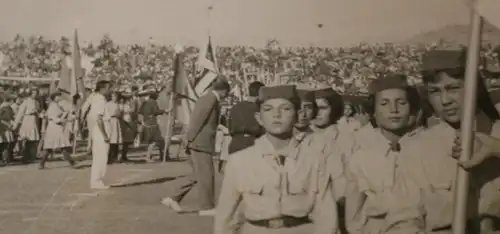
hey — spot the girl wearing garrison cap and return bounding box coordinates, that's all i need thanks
[294,89,316,136]
[404,50,500,233]
[345,74,427,234]
[215,85,338,234]
[305,87,352,234]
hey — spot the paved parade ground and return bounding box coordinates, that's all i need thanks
[0,146,222,234]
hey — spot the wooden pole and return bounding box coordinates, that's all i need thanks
[163,91,176,163]
[452,9,482,234]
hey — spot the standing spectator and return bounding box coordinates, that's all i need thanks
[39,92,76,169]
[89,80,111,190]
[13,87,41,164]
[162,78,230,216]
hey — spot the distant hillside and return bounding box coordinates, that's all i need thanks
[403,22,500,45]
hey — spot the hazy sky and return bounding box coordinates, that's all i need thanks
[0,0,470,47]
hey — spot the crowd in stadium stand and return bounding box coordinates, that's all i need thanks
[1,35,500,94]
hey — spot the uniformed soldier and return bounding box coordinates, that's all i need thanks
[403,49,500,233]
[345,74,427,234]
[214,85,338,234]
[294,89,316,135]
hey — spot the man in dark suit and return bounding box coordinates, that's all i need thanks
[226,81,264,154]
[162,77,230,216]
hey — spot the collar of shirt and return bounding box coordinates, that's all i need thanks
[437,110,491,137]
[212,91,221,102]
[255,135,300,160]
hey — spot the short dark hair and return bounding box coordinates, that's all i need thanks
[95,80,111,92]
[365,87,423,127]
[212,78,230,91]
[422,69,499,120]
[248,81,265,97]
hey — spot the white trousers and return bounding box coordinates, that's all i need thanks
[86,118,95,150]
[90,124,109,187]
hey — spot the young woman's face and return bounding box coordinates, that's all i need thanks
[255,98,296,135]
[426,72,464,124]
[314,98,332,128]
[344,104,353,116]
[295,101,315,128]
[373,88,411,131]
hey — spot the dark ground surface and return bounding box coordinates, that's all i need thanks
[0,144,223,234]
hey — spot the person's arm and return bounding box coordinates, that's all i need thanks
[95,97,109,142]
[214,157,243,234]
[311,160,339,234]
[186,94,217,142]
[456,133,500,169]
[344,159,366,234]
[13,101,26,129]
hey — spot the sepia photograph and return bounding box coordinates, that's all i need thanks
[0,0,500,233]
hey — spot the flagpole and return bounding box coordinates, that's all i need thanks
[452,8,482,234]
[163,48,183,162]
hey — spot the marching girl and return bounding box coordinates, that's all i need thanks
[215,85,338,234]
[305,87,351,233]
[39,92,76,169]
[0,95,16,165]
[294,89,316,136]
[119,91,138,162]
[401,50,500,233]
[337,103,362,133]
[345,74,427,234]
[105,91,124,164]
[13,87,42,164]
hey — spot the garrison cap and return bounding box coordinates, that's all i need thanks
[296,89,315,102]
[368,74,408,95]
[314,87,340,99]
[258,85,298,103]
[421,50,466,72]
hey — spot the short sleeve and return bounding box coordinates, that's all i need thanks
[94,96,106,116]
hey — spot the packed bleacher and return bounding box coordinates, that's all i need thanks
[1,35,500,94]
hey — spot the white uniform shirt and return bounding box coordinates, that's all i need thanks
[88,93,106,128]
